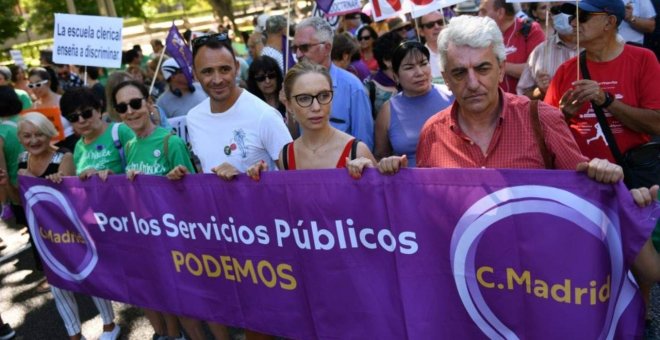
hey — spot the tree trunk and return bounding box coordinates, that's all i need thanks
[207,0,243,44]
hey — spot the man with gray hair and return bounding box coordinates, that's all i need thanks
[293,16,374,150]
[261,15,287,72]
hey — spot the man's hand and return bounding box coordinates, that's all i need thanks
[166,165,189,181]
[576,158,623,184]
[559,80,607,119]
[630,185,659,208]
[211,163,240,181]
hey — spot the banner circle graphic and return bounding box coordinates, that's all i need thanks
[450,185,636,340]
[24,185,98,282]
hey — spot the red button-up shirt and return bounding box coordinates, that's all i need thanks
[417,92,587,170]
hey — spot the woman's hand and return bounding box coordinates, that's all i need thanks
[377,155,408,175]
[45,172,65,184]
[211,163,240,181]
[166,165,189,181]
[346,157,374,179]
[246,160,268,181]
[630,185,659,208]
[126,170,141,181]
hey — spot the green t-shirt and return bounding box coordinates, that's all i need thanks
[125,127,195,176]
[14,89,32,110]
[0,119,24,186]
[73,123,134,175]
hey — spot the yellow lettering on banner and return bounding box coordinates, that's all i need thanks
[550,279,571,303]
[172,251,184,272]
[477,266,494,288]
[257,260,277,288]
[186,253,203,276]
[507,268,531,293]
[232,258,257,284]
[220,256,235,280]
[277,264,297,290]
[202,255,222,278]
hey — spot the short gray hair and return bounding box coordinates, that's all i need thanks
[18,111,59,138]
[437,16,505,72]
[296,17,334,43]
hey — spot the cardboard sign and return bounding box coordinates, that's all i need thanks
[53,13,123,68]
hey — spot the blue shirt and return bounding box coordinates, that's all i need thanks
[329,63,374,150]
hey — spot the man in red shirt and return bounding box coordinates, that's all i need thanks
[545,0,660,162]
[479,0,545,94]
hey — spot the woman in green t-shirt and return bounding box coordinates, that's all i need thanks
[111,80,194,179]
[110,80,199,340]
[60,88,134,180]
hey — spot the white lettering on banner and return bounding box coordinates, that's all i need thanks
[53,13,123,68]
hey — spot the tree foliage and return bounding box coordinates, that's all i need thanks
[0,0,24,45]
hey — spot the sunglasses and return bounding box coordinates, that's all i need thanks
[291,42,324,53]
[292,91,333,107]
[114,98,144,114]
[357,35,372,41]
[27,80,48,89]
[192,32,229,55]
[550,6,562,15]
[421,19,444,30]
[65,108,94,122]
[254,72,277,82]
[569,11,609,23]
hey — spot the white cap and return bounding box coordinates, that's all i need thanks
[255,14,270,33]
[161,58,180,81]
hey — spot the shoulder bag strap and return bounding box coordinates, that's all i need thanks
[350,138,360,160]
[530,100,553,169]
[579,51,626,165]
[281,143,290,170]
[163,133,173,168]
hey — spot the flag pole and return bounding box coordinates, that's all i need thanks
[576,1,580,82]
[285,0,292,72]
[150,23,171,97]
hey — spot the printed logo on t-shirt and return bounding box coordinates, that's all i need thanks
[223,129,248,158]
[504,46,517,56]
[153,149,161,158]
[89,146,112,162]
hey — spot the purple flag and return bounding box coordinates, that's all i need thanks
[316,0,334,13]
[19,169,660,339]
[164,23,194,86]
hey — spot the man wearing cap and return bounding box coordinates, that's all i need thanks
[0,66,32,110]
[416,10,446,83]
[293,16,374,150]
[388,17,415,40]
[545,0,660,162]
[156,58,207,118]
[479,0,546,93]
[53,63,84,92]
[261,15,288,72]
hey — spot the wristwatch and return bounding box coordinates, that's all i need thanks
[599,92,615,108]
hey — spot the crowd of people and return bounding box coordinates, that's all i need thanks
[0,0,658,338]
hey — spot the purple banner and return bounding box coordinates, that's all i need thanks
[19,169,660,339]
[165,23,194,87]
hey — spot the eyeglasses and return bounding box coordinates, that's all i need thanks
[569,11,609,23]
[27,80,48,89]
[192,32,229,55]
[254,72,277,82]
[291,42,324,54]
[292,91,333,107]
[65,108,94,122]
[114,98,144,114]
[421,19,444,30]
[550,6,562,15]
[357,35,372,41]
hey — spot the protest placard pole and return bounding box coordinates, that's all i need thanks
[286,0,292,72]
[576,0,580,81]
[149,48,167,97]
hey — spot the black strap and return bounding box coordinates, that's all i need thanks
[579,51,626,166]
[281,143,291,170]
[349,138,359,160]
[366,80,377,119]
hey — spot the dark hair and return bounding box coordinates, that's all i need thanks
[8,65,21,83]
[111,80,149,108]
[192,33,235,61]
[0,86,22,117]
[356,25,378,42]
[493,0,515,16]
[28,67,60,93]
[331,32,359,61]
[60,87,103,116]
[247,56,283,99]
[132,44,142,52]
[391,41,430,74]
[373,32,403,71]
[123,49,140,65]
[86,66,100,80]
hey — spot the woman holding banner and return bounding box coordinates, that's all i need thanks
[111,80,200,340]
[247,61,376,179]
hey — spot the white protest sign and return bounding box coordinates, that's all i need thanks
[53,13,123,68]
[327,0,363,16]
[167,116,190,144]
[9,50,25,68]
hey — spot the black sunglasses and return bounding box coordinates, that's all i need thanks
[65,109,94,122]
[569,10,609,23]
[421,19,444,30]
[114,98,144,114]
[254,72,277,82]
[291,42,324,53]
[357,35,372,41]
[550,6,562,15]
[192,33,229,55]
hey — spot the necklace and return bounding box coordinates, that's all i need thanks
[300,129,335,154]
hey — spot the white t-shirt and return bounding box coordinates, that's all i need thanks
[426,43,441,78]
[260,46,284,72]
[186,90,292,173]
[619,0,656,44]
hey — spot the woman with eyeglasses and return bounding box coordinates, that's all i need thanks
[247,61,376,179]
[27,67,80,151]
[356,25,379,73]
[247,56,285,117]
[111,80,198,340]
[374,41,453,167]
[61,87,135,181]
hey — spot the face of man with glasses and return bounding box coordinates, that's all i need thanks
[293,26,331,68]
[192,33,241,111]
[419,11,445,46]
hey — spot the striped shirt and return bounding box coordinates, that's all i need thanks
[516,33,578,96]
[416,92,587,170]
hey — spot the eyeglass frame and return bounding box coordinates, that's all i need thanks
[114,98,145,114]
[420,19,444,30]
[291,91,334,108]
[191,32,232,58]
[65,108,95,122]
[569,10,610,24]
[27,79,49,89]
[254,72,278,83]
[290,42,325,54]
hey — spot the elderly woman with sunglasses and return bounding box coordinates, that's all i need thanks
[247,61,376,179]
[374,41,454,167]
[247,56,285,117]
[61,87,134,181]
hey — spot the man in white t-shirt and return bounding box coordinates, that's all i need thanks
[182,33,292,180]
[618,0,656,45]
